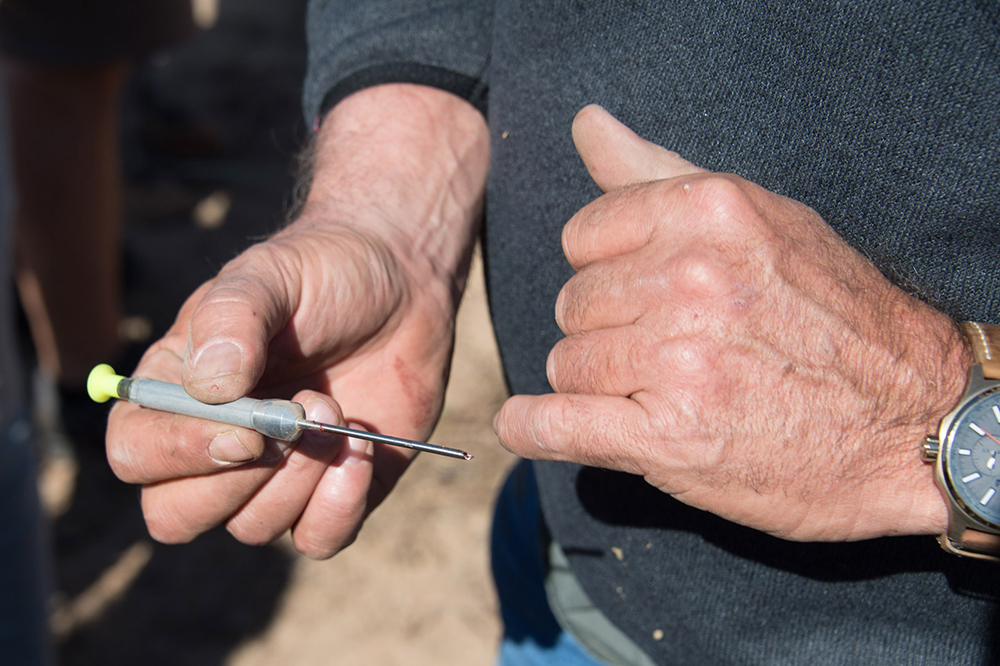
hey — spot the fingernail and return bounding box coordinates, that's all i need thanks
[342,422,372,467]
[546,351,559,392]
[192,342,243,381]
[340,439,371,467]
[208,432,254,464]
[303,397,339,426]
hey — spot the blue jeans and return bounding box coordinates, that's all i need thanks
[491,460,608,666]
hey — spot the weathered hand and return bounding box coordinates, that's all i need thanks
[494,105,970,541]
[106,85,488,558]
[107,223,441,558]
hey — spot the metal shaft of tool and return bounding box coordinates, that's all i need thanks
[297,420,473,460]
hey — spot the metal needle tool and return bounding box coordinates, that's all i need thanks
[87,364,472,461]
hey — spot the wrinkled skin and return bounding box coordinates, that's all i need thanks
[107,88,966,557]
[494,105,968,541]
[106,85,489,559]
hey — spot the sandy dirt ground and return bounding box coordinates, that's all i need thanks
[35,2,518,664]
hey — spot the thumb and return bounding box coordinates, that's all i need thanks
[571,104,703,192]
[181,252,296,403]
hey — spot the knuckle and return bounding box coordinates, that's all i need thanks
[190,280,266,336]
[105,408,140,483]
[494,402,528,456]
[604,337,643,397]
[132,342,183,379]
[105,440,140,485]
[568,265,662,333]
[143,505,197,545]
[554,283,581,333]
[668,252,731,299]
[549,337,596,394]
[307,480,369,540]
[547,336,601,393]
[505,396,562,456]
[563,189,653,266]
[107,418,190,484]
[533,397,567,454]
[227,516,284,547]
[294,529,357,561]
[553,332,646,397]
[331,481,369,522]
[496,395,571,458]
[556,264,622,332]
[654,337,710,379]
[105,446,141,484]
[689,174,752,216]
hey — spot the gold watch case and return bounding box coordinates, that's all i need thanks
[924,365,1000,561]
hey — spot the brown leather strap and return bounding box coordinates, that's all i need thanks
[958,528,1000,556]
[961,322,1000,380]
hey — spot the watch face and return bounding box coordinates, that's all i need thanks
[944,387,1000,528]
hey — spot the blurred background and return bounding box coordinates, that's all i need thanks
[18,1,516,663]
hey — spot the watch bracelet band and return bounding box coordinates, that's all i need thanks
[947,322,1000,557]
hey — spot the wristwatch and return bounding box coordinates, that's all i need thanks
[922,322,1000,561]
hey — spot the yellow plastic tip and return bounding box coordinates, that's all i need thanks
[87,364,125,403]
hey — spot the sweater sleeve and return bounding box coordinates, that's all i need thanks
[304,0,494,126]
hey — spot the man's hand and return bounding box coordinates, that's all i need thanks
[495,105,971,542]
[106,85,489,558]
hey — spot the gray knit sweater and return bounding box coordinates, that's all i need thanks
[305,1,1000,663]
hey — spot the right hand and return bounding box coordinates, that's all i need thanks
[105,85,490,559]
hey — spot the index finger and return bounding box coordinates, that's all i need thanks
[494,392,653,475]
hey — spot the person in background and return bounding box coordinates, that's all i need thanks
[0,0,194,437]
[0,79,51,666]
[0,3,193,664]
